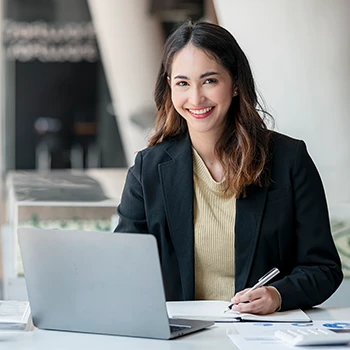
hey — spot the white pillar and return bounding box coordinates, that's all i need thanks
[87,0,164,165]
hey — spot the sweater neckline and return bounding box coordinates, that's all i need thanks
[192,147,227,193]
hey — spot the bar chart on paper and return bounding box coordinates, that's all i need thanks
[227,320,350,349]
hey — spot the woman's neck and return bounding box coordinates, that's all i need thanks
[190,133,224,182]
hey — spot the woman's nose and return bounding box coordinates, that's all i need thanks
[189,87,205,106]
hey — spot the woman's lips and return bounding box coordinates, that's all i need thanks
[187,106,215,119]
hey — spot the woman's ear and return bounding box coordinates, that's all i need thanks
[232,84,238,97]
[167,76,171,87]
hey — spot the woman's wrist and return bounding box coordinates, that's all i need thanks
[267,286,282,312]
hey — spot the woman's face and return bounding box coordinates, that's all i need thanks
[169,44,236,141]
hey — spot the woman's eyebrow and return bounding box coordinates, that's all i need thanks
[173,74,189,80]
[173,71,219,80]
[199,71,219,79]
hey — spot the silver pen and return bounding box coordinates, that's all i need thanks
[224,267,280,313]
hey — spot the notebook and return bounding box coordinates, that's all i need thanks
[167,301,312,323]
[18,228,214,339]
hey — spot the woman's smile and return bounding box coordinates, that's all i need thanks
[186,106,215,119]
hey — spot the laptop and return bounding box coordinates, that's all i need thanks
[18,228,214,339]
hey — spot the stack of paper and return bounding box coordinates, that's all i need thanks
[0,300,31,331]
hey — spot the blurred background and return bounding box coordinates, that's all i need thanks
[0,0,349,305]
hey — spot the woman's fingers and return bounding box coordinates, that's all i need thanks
[230,286,281,315]
[230,288,251,304]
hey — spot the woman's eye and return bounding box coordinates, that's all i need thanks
[204,78,217,84]
[176,81,188,87]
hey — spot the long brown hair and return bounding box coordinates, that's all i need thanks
[149,21,273,198]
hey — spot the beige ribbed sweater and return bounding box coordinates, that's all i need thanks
[192,148,236,301]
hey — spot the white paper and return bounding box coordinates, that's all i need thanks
[167,300,240,321]
[228,320,350,350]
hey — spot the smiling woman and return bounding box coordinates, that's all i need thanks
[150,21,272,196]
[115,21,343,315]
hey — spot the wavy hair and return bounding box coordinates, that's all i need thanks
[149,21,273,198]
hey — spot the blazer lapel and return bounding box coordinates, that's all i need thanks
[158,135,194,300]
[235,185,268,292]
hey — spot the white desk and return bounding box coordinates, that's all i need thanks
[1,308,349,350]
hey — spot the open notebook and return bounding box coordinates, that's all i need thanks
[166,301,312,323]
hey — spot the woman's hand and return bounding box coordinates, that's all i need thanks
[230,286,281,315]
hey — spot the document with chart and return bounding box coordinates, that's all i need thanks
[227,320,350,349]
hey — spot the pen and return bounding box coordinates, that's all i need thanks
[224,267,280,313]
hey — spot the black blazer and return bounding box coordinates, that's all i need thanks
[115,132,343,311]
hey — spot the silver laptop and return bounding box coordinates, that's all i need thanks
[18,228,214,339]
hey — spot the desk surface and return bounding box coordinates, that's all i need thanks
[1,307,349,350]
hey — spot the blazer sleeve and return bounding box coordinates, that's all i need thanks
[270,141,343,310]
[114,152,149,233]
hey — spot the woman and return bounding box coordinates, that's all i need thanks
[115,21,342,314]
